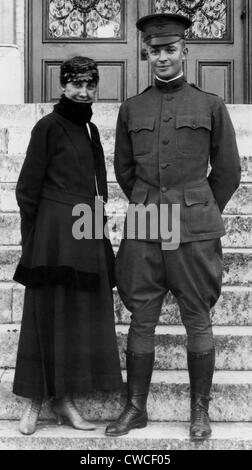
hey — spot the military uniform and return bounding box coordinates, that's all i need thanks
[114,75,241,354]
[106,13,241,440]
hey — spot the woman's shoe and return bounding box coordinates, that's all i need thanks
[52,395,96,431]
[19,398,42,435]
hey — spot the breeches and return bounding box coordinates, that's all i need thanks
[115,239,223,353]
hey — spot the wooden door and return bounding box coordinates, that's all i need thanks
[27,0,138,102]
[140,0,246,103]
[27,0,249,104]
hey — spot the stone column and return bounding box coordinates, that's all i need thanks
[0,0,15,44]
[15,0,25,63]
[0,0,25,103]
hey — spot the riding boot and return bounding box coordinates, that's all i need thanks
[105,351,154,437]
[187,349,215,441]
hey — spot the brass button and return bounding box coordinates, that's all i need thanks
[162,139,170,145]
[161,186,167,193]
[163,117,171,122]
[161,163,169,169]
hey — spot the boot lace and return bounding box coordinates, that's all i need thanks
[116,402,141,424]
[191,403,209,425]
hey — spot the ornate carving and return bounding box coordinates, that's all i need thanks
[177,0,205,16]
[48,0,122,39]
[72,1,98,14]
[154,0,228,40]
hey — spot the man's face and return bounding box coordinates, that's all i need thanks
[64,73,97,103]
[147,40,186,80]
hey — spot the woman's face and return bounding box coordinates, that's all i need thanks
[64,74,97,104]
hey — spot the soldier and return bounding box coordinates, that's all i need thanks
[105,14,241,441]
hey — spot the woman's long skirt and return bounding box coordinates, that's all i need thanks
[13,241,122,399]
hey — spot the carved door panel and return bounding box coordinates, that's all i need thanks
[28,0,248,103]
[28,0,138,102]
[147,0,245,103]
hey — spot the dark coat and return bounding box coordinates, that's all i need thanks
[114,78,241,243]
[13,111,114,289]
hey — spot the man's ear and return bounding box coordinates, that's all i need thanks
[182,47,188,59]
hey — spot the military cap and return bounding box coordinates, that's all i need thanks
[136,13,192,46]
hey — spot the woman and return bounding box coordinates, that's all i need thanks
[13,56,122,435]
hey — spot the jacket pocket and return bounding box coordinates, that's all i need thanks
[176,115,211,156]
[130,184,148,204]
[129,118,155,156]
[184,186,224,234]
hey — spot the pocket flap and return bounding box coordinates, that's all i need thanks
[130,185,148,204]
[129,118,155,133]
[176,115,211,130]
[184,187,211,206]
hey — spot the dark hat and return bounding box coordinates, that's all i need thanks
[60,56,99,86]
[136,13,192,46]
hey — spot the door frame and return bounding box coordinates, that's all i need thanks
[25,0,252,103]
[245,0,252,103]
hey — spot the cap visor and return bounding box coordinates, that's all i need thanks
[148,35,183,46]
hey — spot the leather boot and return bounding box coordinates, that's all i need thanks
[190,393,211,441]
[52,394,96,430]
[19,397,42,435]
[105,351,154,437]
[187,349,215,441]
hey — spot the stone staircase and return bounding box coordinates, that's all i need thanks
[0,103,252,450]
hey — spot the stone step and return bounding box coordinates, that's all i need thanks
[0,155,252,188]
[1,247,251,285]
[0,152,251,185]
[1,212,251,248]
[1,181,250,215]
[0,124,115,157]
[0,125,251,169]
[1,283,250,326]
[0,110,251,169]
[240,156,252,182]
[107,183,252,216]
[0,182,252,215]
[0,105,38,129]
[226,105,252,153]
[0,104,252,152]
[1,420,252,451]
[114,286,252,328]
[0,103,120,132]
[0,103,251,132]
[0,126,115,163]
[1,369,252,422]
[108,214,251,248]
[0,420,252,450]
[1,323,252,370]
[118,325,252,371]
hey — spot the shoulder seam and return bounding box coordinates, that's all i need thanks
[190,83,219,97]
[125,86,153,102]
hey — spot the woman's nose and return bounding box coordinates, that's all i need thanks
[79,85,88,96]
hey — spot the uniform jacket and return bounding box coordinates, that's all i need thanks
[114,76,241,243]
[13,108,114,289]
